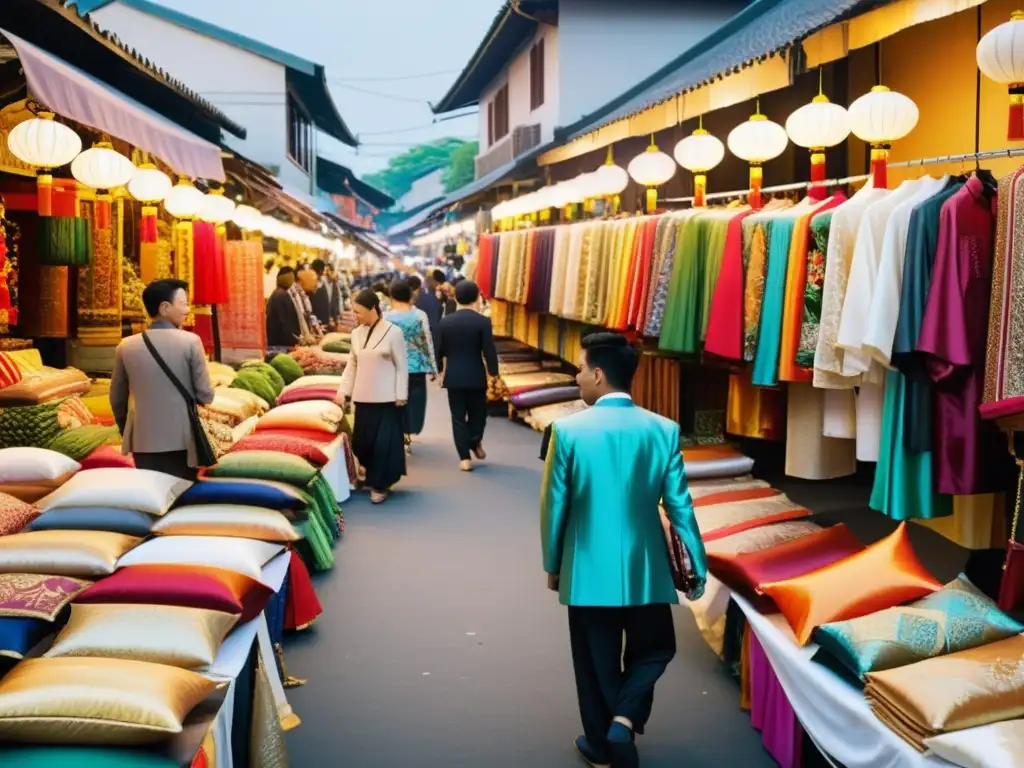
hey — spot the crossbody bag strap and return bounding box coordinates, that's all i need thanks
[142,332,196,407]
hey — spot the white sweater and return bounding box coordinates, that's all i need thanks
[337,321,409,404]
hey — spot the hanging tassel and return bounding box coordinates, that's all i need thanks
[749,165,764,210]
[693,173,707,208]
[809,151,827,201]
[870,145,890,190]
[645,187,657,214]
[37,173,52,217]
[94,193,112,231]
[1010,87,1024,141]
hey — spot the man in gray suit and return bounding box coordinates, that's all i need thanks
[109,279,215,480]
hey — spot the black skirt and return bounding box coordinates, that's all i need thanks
[402,373,428,435]
[352,402,407,491]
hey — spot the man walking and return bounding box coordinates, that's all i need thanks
[109,279,215,480]
[540,332,706,768]
[434,280,498,472]
[415,268,444,335]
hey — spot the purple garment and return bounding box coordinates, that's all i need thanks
[917,174,1009,494]
[749,630,804,768]
[509,385,580,409]
[527,230,556,314]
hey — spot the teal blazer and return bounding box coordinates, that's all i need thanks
[540,397,707,607]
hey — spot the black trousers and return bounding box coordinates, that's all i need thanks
[568,604,676,751]
[134,450,198,481]
[446,388,488,460]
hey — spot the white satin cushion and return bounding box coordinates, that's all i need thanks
[281,375,344,394]
[39,468,192,516]
[0,448,80,483]
[925,720,1024,768]
[116,536,283,580]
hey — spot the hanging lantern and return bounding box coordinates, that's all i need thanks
[163,179,205,219]
[727,106,788,210]
[163,180,203,310]
[848,85,918,189]
[673,117,725,208]
[231,204,261,230]
[7,112,83,217]
[593,147,629,213]
[128,163,172,244]
[199,189,236,228]
[785,82,850,200]
[977,12,1024,140]
[627,137,676,213]
[71,142,135,230]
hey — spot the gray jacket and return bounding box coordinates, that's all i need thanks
[109,323,215,466]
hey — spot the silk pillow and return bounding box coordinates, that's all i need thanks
[280,374,343,394]
[77,445,135,470]
[0,616,52,659]
[695,493,811,542]
[254,400,344,434]
[0,746,179,767]
[0,573,91,621]
[116,536,283,580]
[0,448,80,483]
[152,505,299,542]
[174,478,311,515]
[228,433,332,467]
[76,564,273,622]
[27,507,155,537]
[760,523,942,645]
[0,492,40,535]
[39,468,192,516]
[0,477,75,504]
[0,531,141,578]
[925,720,1024,768]
[275,385,339,406]
[0,656,215,745]
[204,451,318,488]
[46,603,238,669]
[813,576,1024,680]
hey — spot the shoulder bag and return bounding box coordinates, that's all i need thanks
[142,332,218,467]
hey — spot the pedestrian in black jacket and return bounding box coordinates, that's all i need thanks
[265,267,301,351]
[435,280,499,471]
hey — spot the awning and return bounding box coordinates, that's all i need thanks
[325,213,399,262]
[5,29,225,180]
[316,156,394,210]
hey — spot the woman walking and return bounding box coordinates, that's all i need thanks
[384,278,436,450]
[336,289,408,504]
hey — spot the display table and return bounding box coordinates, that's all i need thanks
[321,437,351,503]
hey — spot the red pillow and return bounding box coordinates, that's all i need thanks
[79,445,135,471]
[0,491,40,535]
[228,434,332,467]
[276,386,339,406]
[251,427,339,445]
[76,563,274,622]
[0,352,22,389]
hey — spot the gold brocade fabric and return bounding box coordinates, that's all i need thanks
[541,316,559,356]
[864,634,1024,751]
[489,299,513,337]
[512,303,529,344]
[914,494,1007,550]
[251,651,290,768]
[526,312,541,349]
[726,370,786,440]
[0,573,90,621]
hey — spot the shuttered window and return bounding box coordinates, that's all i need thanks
[530,38,545,111]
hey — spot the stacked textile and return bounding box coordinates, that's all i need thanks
[290,346,348,375]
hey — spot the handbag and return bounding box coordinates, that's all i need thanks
[998,459,1024,612]
[659,506,704,600]
[141,332,218,468]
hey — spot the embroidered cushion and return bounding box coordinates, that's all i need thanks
[46,603,238,669]
[39,468,191,516]
[0,447,80,483]
[704,520,823,557]
[760,523,941,645]
[695,492,811,542]
[116,536,283,580]
[0,616,52,659]
[204,451,318,488]
[0,573,91,621]
[0,492,40,535]
[152,505,299,542]
[228,433,332,467]
[76,564,272,622]
[0,657,215,744]
[27,507,155,537]
[0,531,141,578]
[0,352,22,389]
[0,368,91,406]
[254,400,343,434]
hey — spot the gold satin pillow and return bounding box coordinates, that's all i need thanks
[151,505,299,542]
[45,603,238,669]
[865,634,1024,751]
[0,531,141,578]
[759,522,941,645]
[0,656,216,744]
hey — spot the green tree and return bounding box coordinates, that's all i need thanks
[362,138,474,202]
[442,140,478,193]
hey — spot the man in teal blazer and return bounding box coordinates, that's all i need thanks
[540,332,706,768]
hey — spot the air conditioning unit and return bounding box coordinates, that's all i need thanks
[512,124,541,157]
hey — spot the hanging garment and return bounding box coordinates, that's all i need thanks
[477,234,495,299]
[626,217,660,331]
[642,214,680,334]
[813,185,889,389]
[562,223,588,320]
[917,173,1012,496]
[822,388,857,439]
[705,209,756,360]
[785,383,856,480]
[726,369,786,441]
[699,212,734,342]
[606,219,639,329]
[856,380,885,463]
[982,169,1024,419]
[646,212,700,337]
[916,493,1006,550]
[795,210,834,370]
[660,214,707,354]
[548,226,571,318]
[637,216,672,333]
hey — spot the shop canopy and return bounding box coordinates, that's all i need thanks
[316,157,394,211]
[4,29,225,181]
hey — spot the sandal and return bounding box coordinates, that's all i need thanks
[369,489,389,504]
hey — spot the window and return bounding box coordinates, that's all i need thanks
[530,38,545,111]
[287,92,313,174]
[491,84,509,143]
[488,101,495,146]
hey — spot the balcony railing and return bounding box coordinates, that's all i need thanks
[474,123,542,179]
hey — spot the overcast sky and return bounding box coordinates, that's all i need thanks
[156,0,501,177]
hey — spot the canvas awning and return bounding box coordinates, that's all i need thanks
[5,28,225,180]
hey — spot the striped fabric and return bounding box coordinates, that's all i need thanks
[0,352,22,389]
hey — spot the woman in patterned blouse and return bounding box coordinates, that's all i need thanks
[385,278,437,450]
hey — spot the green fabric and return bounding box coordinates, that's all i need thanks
[240,361,285,395]
[46,424,121,461]
[37,216,93,266]
[206,450,318,486]
[700,217,730,341]
[269,353,304,385]
[752,217,798,386]
[540,398,706,606]
[323,341,351,354]
[658,217,704,354]
[796,211,834,368]
[230,369,277,403]
[309,474,340,540]
[294,514,334,571]
[0,400,66,449]
[1,746,177,767]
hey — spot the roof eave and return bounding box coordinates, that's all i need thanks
[315,155,394,209]
[288,66,357,147]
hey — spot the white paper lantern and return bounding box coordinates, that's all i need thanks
[673,129,725,172]
[71,142,135,191]
[848,86,918,144]
[627,144,676,187]
[231,204,261,228]
[727,113,789,163]
[593,162,629,196]
[199,189,236,224]
[977,11,1024,84]
[163,180,205,218]
[7,112,82,169]
[785,95,850,149]
[128,163,172,203]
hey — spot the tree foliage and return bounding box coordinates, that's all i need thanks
[362,138,476,203]
[442,140,478,193]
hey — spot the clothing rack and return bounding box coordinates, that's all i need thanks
[663,147,1024,205]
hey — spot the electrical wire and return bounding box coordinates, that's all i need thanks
[356,112,479,137]
[330,82,431,104]
[329,69,460,83]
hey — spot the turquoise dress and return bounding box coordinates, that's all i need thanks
[752,217,797,385]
